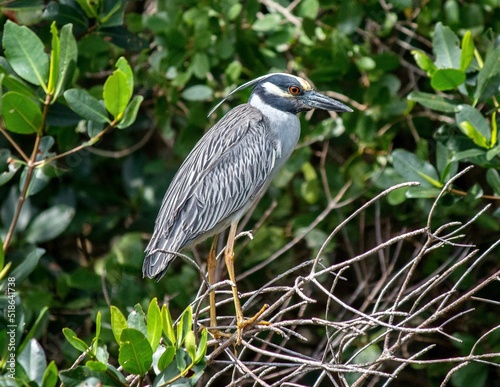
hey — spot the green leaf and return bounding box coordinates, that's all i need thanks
[192,52,210,79]
[460,30,474,71]
[0,72,37,98]
[456,105,491,149]
[411,50,437,75]
[128,304,147,336]
[298,0,319,19]
[181,85,213,101]
[63,328,89,353]
[60,365,127,386]
[391,149,442,188]
[486,169,500,195]
[116,95,143,129]
[158,346,176,370]
[194,328,208,363]
[184,331,196,362]
[147,298,162,352]
[474,46,500,102]
[64,88,110,123]
[407,91,459,113]
[18,306,49,355]
[433,22,461,69]
[450,149,486,162]
[486,145,500,161]
[48,22,60,95]
[20,165,51,197]
[10,247,44,284]
[430,68,465,90]
[252,14,282,32]
[95,311,102,344]
[2,21,49,89]
[25,204,75,243]
[41,361,58,387]
[491,111,497,148]
[110,305,128,343]
[18,339,47,385]
[177,305,193,348]
[1,91,42,134]
[86,360,107,372]
[103,69,131,120]
[0,235,4,270]
[115,57,134,93]
[54,24,78,101]
[451,362,488,387]
[118,328,153,376]
[161,305,176,347]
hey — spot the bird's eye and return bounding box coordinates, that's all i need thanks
[289,85,301,95]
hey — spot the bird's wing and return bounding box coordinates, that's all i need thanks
[144,104,279,279]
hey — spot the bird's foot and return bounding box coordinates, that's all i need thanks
[206,327,232,340]
[236,303,269,345]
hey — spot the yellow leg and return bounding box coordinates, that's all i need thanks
[224,222,269,344]
[207,234,219,330]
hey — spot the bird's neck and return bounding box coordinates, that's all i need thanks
[248,93,301,163]
[249,93,296,121]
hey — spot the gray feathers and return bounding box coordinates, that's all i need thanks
[144,104,280,279]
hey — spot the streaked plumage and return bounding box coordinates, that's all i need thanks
[145,73,352,279]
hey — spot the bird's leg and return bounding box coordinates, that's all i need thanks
[224,222,269,345]
[207,234,219,330]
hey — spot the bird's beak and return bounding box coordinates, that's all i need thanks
[302,90,353,113]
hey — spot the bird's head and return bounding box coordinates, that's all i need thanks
[250,73,353,115]
[208,73,353,116]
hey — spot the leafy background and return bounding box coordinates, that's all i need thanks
[0,0,499,386]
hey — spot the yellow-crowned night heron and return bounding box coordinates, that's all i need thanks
[145,73,352,343]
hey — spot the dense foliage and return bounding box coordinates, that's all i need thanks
[0,0,499,386]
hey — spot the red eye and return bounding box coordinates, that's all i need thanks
[289,85,301,95]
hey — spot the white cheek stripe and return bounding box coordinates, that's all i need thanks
[262,76,313,97]
[262,82,289,97]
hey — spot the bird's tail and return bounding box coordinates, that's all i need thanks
[143,237,177,281]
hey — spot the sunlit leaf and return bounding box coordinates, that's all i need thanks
[147,298,162,352]
[63,328,89,353]
[115,57,134,93]
[412,50,437,76]
[118,328,153,376]
[460,30,474,71]
[116,95,143,129]
[184,330,196,362]
[110,306,128,344]
[103,69,131,120]
[161,305,176,347]
[456,105,491,149]
[177,306,193,348]
[430,68,465,90]
[47,22,60,95]
[41,360,58,387]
